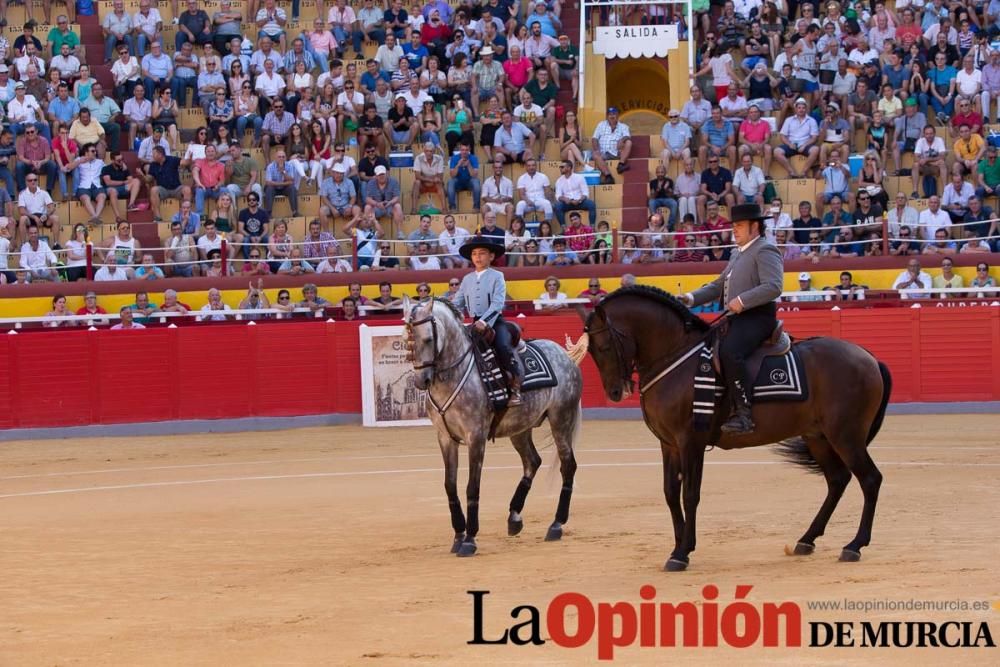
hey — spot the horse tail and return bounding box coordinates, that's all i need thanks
[774,437,824,475]
[865,361,893,446]
[564,333,589,366]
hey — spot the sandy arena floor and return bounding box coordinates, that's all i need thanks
[0,415,998,666]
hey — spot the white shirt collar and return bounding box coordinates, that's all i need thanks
[475,268,488,277]
[738,235,761,253]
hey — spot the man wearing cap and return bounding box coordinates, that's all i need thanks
[591,107,632,184]
[792,272,824,302]
[364,165,404,227]
[891,97,926,174]
[452,235,522,405]
[471,46,505,117]
[8,81,48,140]
[818,102,850,167]
[659,110,692,167]
[550,34,578,100]
[775,97,819,178]
[680,203,783,434]
[319,162,360,228]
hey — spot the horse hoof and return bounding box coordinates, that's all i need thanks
[457,541,478,557]
[839,548,862,562]
[544,523,563,541]
[664,557,689,572]
[450,535,465,554]
[508,519,523,536]
[793,542,815,556]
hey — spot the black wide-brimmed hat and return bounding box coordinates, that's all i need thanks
[728,203,770,224]
[459,235,506,260]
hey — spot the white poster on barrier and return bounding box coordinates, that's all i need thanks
[359,324,431,427]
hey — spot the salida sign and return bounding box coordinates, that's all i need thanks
[593,25,679,59]
[467,586,995,660]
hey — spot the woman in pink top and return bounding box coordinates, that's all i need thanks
[51,125,79,200]
[503,45,533,109]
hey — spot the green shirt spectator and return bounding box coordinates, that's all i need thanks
[46,25,81,57]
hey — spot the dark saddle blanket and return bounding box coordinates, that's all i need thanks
[751,346,808,402]
[473,337,559,409]
[707,322,809,402]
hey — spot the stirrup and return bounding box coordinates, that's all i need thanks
[720,414,754,434]
[508,386,523,406]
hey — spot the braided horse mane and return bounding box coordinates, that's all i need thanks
[565,285,710,363]
[599,285,710,332]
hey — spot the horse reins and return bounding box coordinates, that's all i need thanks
[589,309,730,396]
[406,307,476,433]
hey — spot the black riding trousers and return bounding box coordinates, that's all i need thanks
[719,302,777,395]
[491,316,521,380]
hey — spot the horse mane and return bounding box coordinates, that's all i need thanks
[601,285,710,332]
[431,297,465,323]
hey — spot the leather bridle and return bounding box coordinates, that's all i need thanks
[406,305,473,380]
[585,309,636,397]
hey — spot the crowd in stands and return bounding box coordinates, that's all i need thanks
[1,0,1000,289]
[0,0,619,282]
[651,0,1000,260]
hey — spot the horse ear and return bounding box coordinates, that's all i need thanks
[401,294,412,319]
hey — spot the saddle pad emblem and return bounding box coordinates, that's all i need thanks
[520,341,559,391]
[753,348,809,402]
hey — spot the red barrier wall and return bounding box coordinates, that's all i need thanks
[1,308,997,429]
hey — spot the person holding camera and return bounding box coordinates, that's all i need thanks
[815,149,852,216]
[914,125,948,199]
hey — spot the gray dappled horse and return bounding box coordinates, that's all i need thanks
[403,295,584,557]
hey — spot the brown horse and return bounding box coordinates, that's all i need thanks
[576,286,891,571]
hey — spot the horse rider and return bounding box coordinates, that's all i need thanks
[680,203,783,434]
[453,235,523,406]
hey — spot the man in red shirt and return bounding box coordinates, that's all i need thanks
[738,104,772,172]
[577,278,608,306]
[193,144,227,216]
[702,199,731,243]
[951,98,984,136]
[563,211,594,258]
[75,291,108,316]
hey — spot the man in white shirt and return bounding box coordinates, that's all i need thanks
[13,43,45,80]
[133,0,164,56]
[480,159,514,218]
[515,158,553,220]
[19,224,59,282]
[196,221,224,260]
[732,153,767,205]
[94,259,132,281]
[893,258,933,299]
[553,160,596,228]
[775,97,820,178]
[400,78,432,115]
[49,44,81,81]
[7,83,47,139]
[955,54,982,107]
[410,142,445,212]
[74,143,108,223]
[410,241,442,270]
[17,175,58,244]
[437,213,470,268]
[111,306,146,329]
[200,288,233,321]
[914,125,948,199]
[917,195,952,241]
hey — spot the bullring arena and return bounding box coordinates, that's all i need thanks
[2,415,998,665]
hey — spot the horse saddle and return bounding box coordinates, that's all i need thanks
[475,320,521,349]
[712,321,792,386]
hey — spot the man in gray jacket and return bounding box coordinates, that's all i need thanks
[681,203,784,434]
[453,236,522,405]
